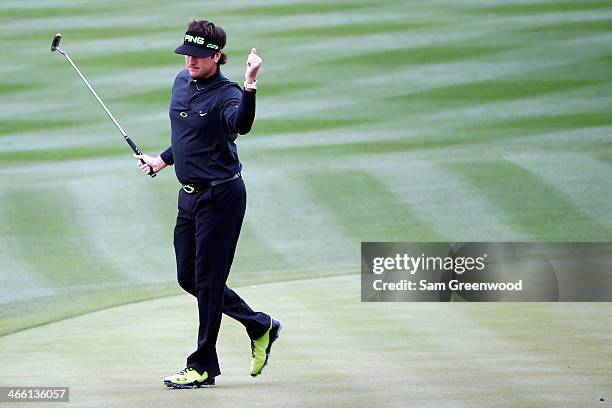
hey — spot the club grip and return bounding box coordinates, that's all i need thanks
[126,136,156,178]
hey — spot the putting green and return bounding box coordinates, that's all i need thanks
[1,275,610,407]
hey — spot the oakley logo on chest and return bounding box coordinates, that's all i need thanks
[179,111,207,118]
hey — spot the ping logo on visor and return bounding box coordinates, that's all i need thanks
[183,31,220,50]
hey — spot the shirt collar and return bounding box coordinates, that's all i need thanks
[190,68,221,85]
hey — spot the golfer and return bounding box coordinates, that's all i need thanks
[135,19,281,389]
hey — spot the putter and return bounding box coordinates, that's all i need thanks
[51,33,156,177]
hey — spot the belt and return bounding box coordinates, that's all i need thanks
[181,173,241,194]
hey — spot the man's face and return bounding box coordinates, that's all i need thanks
[185,53,218,78]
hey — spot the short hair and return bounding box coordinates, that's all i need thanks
[187,19,227,65]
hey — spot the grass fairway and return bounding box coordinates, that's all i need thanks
[1,0,612,406]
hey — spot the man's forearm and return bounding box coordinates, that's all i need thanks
[232,90,256,135]
[231,46,260,135]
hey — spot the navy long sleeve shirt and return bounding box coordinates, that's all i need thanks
[160,68,255,184]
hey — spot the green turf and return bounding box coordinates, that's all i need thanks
[1,0,610,327]
[0,119,81,137]
[0,145,131,164]
[475,111,612,132]
[446,160,612,241]
[0,186,123,285]
[302,170,442,241]
[323,45,508,68]
[5,25,180,42]
[253,81,325,97]
[0,4,114,21]
[0,83,40,95]
[396,79,598,104]
[77,49,181,68]
[1,0,611,405]
[521,19,612,36]
[252,117,373,135]
[111,87,172,106]
[471,0,612,15]
[263,20,440,39]
[218,2,372,17]
[0,282,181,338]
[0,276,610,407]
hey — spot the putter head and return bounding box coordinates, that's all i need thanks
[51,33,62,52]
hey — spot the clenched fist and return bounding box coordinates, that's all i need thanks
[245,48,262,83]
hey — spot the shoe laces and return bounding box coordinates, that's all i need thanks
[177,367,190,375]
[250,341,255,358]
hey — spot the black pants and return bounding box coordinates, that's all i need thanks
[174,177,270,377]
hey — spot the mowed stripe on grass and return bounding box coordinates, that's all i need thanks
[0,185,123,286]
[302,170,442,242]
[356,156,529,241]
[1,0,611,336]
[445,160,612,241]
[506,153,612,230]
[240,167,353,270]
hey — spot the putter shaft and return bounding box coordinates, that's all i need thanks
[57,47,131,139]
[52,34,155,177]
